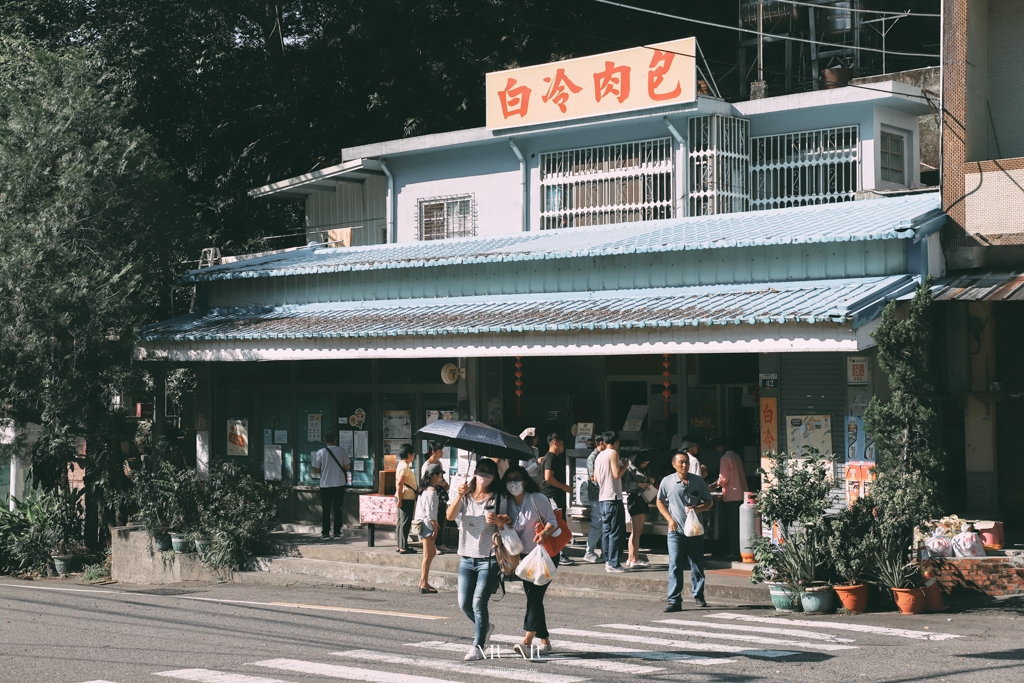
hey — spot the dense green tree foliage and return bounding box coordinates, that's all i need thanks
[864,278,944,545]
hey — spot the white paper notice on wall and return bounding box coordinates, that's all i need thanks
[354,430,369,458]
[338,430,354,454]
[622,405,649,432]
[264,445,282,481]
[353,460,365,472]
[274,430,288,444]
[307,413,322,443]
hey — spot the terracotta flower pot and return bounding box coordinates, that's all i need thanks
[834,584,869,614]
[892,587,926,615]
[923,579,945,612]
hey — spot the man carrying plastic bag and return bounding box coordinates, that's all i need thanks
[656,450,714,611]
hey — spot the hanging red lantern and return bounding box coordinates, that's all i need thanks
[514,356,524,416]
[662,353,672,418]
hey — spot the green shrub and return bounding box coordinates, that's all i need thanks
[826,497,881,586]
[197,462,287,571]
[124,460,201,540]
[0,487,85,574]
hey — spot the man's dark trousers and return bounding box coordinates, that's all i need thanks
[320,486,345,536]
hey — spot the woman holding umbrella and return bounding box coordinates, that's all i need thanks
[446,457,507,661]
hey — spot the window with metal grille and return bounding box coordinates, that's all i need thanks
[688,114,749,216]
[539,138,674,230]
[417,195,476,240]
[879,132,905,185]
[750,126,860,211]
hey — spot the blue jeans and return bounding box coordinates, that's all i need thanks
[667,531,706,605]
[586,500,602,555]
[599,500,625,569]
[457,556,500,646]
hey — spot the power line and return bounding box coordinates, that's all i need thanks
[591,0,939,59]
[770,0,940,18]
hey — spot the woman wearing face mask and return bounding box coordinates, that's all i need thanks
[501,464,558,658]
[446,457,507,661]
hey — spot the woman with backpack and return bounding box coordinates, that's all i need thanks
[415,463,445,593]
[500,464,558,658]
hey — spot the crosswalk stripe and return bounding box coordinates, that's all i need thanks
[656,618,858,643]
[405,640,667,674]
[488,634,735,667]
[549,627,799,658]
[330,650,588,683]
[154,670,295,683]
[77,680,120,683]
[254,660,464,683]
[708,612,963,641]
[601,622,858,651]
[181,596,445,620]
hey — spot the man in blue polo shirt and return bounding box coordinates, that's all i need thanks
[656,450,714,610]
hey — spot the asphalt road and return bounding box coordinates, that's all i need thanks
[0,576,1021,683]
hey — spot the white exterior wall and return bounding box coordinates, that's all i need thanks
[290,89,930,244]
[872,106,922,190]
[390,143,522,241]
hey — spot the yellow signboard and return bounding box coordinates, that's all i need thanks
[486,38,697,130]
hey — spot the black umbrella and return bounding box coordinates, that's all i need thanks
[414,420,534,460]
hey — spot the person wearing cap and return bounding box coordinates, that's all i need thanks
[416,462,446,593]
[678,439,708,479]
[423,441,452,552]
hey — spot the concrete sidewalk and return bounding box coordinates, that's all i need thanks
[253,528,769,604]
[110,525,769,604]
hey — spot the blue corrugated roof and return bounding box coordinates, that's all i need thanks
[142,276,917,342]
[184,193,943,283]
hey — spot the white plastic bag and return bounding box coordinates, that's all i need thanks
[499,525,524,555]
[683,508,704,537]
[952,530,985,558]
[924,530,953,559]
[516,545,557,586]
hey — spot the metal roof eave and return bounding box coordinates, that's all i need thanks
[181,194,941,284]
[248,159,385,199]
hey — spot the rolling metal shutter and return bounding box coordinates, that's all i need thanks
[778,352,846,461]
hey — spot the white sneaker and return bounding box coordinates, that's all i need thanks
[538,642,552,655]
[464,647,484,661]
[623,560,634,569]
[583,552,599,563]
[606,564,628,573]
[632,559,650,568]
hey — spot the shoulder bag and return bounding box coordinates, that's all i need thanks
[530,493,572,558]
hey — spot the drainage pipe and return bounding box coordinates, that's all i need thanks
[509,139,527,232]
[379,159,395,243]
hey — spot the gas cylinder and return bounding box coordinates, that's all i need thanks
[739,492,760,563]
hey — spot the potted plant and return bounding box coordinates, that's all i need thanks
[873,536,925,615]
[827,498,879,613]
[44,488,88,576]
[751,450,837,613]
[124,461,201,552]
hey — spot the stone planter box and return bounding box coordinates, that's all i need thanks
[111,526,227,584]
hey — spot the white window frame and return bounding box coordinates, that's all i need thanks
[539,138,674,230]
[416,195,477,241]
[878,128,907,188]
[750,125,860,211]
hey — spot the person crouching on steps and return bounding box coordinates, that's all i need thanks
[502,464,558,658]
[446,457,507,661]
[417,463,445,593]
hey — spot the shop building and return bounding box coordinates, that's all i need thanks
[135,39,945,528]
[931,0,1024,528]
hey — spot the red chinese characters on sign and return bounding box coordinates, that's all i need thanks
[648,50,682,101]
[760,397,778,454]
[498,78,531,120]
[541,68,582,113]
[593,61,630,103]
